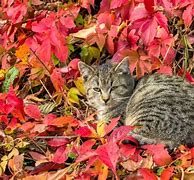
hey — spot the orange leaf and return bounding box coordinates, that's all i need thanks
[44,116,79,127]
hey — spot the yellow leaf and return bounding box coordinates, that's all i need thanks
[4,136,14,151]
[97,120,106,137]
[67,87,81,105]
[0,155,8,173]
[15,44,30,64]
[74,77,86,95]
[0,69,6,81]
[15,139,29,148]
[8,148,19,159]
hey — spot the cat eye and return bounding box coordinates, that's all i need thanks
[93,87,101,92]
[111,86,119,91]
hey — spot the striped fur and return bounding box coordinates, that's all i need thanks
[79,58,194,149]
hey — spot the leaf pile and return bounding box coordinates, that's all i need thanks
[0,0,194,179]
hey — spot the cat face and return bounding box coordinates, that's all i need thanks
[78,58,135,119]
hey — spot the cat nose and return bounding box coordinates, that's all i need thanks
[101,93,110,103]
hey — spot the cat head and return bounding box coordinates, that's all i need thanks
[78,57,135,120]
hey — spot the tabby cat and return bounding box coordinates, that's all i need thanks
[78,58,194,149]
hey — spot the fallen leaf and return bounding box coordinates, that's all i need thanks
[52,146,68,164]
[142,144,172,166]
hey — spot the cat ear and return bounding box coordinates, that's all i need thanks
[78,61,94,81]
[114,57,130,74]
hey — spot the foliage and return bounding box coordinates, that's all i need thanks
[0,0,194,179]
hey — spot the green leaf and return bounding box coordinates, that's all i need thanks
[2,67,19,93]
[68,152,76,159]
[67,87,81,105]
[75,14,85,26]
[89,46,100,59]
[52,54,60,66]
[156,167,164,176]
[39,102,57,114]
[80,46,100,64]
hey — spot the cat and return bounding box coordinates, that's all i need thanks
[78,57,194,149]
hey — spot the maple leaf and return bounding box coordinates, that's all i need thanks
[50,68,65,92]
[182,4,194,27]
[44,116,79,127]
[104,116,121,135]
[6,88,25,121]
[144,0,154,13]
[142,144,172,166]
[52,146,68,164]
[6,117,18,132]
[6,1,27,24]
[76,140,97,162]
[108,125,134,143]
[113,49,156,78]
[130,4,169,46]
[75,126,97,138]
[157,65,172,75]
[160,167,174,180]
[110,0,128,9]
[139,168,158,180]
[96,141,119,174]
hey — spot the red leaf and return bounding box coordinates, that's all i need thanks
[45,116,79,127]
[24,104,41,119]
[37,39,51,65]
[30,162,65,175]
[142,144,172,166]
[52,146,68,164]
[141,18,157,45]
[76,151,97,163]
[106,35,115,54]
[144,0,154,13]
[119,143,137,158]
[6,117,18,131]
[50,68,65,92]
[6,1,27,24]
[60,16,75,29]
[7,89,25,121]
[160,167,174,180]
[108,125,134,143]
[190,147,194,158]
[96,141,119,174]
[47,138,69,147]
[182,5,193,27]
[76,140,96,163]
[157,65,172,75]
[104,116,120,135]
[75,140,97,163]
[78,139,96,154]
[139,168,158,180]
[110,0,128,9]
[74,126,93,137]
[155,12,168,32]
